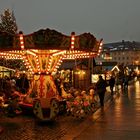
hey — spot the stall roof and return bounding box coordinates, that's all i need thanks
[101,61,117,66]
[59,60,81,69]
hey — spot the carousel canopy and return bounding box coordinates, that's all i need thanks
[0,28,100,51]
[0,28,103,74]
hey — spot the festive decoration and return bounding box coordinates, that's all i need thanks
[0,26,102,120]
[0,9,18,35]
[0,29,102,75]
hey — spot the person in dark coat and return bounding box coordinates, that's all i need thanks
[16,74,29,94]
[123,75,129,89]
[96,75,107,107]
[109,76,115,95]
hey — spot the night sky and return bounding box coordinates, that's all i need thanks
[0,0,140,43]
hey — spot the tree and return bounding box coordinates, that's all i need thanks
[0,9,18,35]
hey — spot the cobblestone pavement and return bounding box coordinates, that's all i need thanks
[0,112,97,140]
[0,92,111,140]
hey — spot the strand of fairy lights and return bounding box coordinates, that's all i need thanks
[0,52,22,59]
[71,32,75,50]
[51,56,63,74]
[35,55,41,74]
[64,49,96,59]
[22,55,33,73]
[46,55,53,74]
[19,32,34,73]
[97,40,103,56]
[19,32,24,50]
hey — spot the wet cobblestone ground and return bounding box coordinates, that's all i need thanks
[0,92,111,140]
[0,113,92,140]
[73,80,140,140]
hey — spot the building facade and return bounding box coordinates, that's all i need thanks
[95,41,140,67]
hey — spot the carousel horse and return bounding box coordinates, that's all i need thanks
[33,97,60,121]
[33,82,67,121]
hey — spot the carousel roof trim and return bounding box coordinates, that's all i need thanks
[0,28,102,53]
[0,28,103,74]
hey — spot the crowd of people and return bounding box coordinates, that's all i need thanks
[54,72,132,110]
[94,71,135,107]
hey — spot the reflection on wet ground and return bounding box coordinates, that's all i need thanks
[74,80,140,140]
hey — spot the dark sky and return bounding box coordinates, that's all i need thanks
[0,0,140,43]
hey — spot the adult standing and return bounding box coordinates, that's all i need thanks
[109,76,115,95]
[96,75,107,107]
[123,75,129,89]
[16,74,29,94]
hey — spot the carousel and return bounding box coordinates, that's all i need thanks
[0,28,103,120]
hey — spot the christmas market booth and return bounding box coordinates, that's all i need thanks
[0,28,103,120]
[59,58,96,90]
